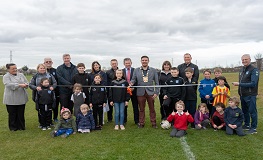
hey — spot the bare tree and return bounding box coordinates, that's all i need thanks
[254,53,262,71]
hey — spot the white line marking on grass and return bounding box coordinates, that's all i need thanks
[180,137,196,160]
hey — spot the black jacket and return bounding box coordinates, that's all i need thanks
[108,79,130,103]
[159,71,172,96]
[106,68,118,86]
[238,64,259,96]
[89,83,107,105]
[47,67,59,97]
[185,78,198,101]
[178,63,199,82]
[72,72,90,103]
[163,76,185,101]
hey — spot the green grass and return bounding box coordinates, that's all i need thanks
[0,73,263,160]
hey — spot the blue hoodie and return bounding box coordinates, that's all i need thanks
[198,78,216,100]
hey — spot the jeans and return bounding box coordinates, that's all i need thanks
[56,128,74,136]
[240,96,258,129]
[114,102,125,125]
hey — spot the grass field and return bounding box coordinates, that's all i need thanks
[0,73,262,160]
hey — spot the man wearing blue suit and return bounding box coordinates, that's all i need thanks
[122,58,139,126]
[130,56,160,128]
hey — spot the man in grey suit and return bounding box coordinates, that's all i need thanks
[130,56,160,128]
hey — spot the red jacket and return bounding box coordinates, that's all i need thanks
[167,112,194,130]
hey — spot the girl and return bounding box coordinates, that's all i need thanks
[50,107,77,138]
[109,69,130,130]
[89,74,107,130]
[194,103,210,129]
[36,78,55,130]
[76,104,95,133]
[71,83,86,117]
[211,102,226,131]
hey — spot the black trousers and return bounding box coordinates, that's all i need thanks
[60,94,73,113]
[124,93,139,124]
[201,98,214,117]
[93,104,103,126]
[159,94,166,120]
[53,96,60,120]
[163,97,179,118]
[212,116,226,130]
[6,104,25,131]
[39,104,52,127]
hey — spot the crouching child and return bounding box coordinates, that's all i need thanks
[167,101,194,138]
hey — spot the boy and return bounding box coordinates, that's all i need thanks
[72,63,90,104]
[163,67,185,118]
[211,102,226,131]
[224,96,245,136]
[184,67,198,128]
[212,76,230,107]
[213,67,230,89]
[167,101,194,138]
[198,69,216,117]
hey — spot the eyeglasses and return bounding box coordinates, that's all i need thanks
[45,61,52,63]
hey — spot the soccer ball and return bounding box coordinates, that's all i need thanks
[160,120,171,129]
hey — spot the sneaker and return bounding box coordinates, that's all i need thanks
[42,127,47,131]
[38,125,42,129]
[214,128,218,131]
[202,127,207,130]
[61,134,68,138]
[95,126,102,130]
[120,125,125,130]
[114,125,119,130]
[242,125,250,130]
[47,126,52,130]
[247,129,257,134]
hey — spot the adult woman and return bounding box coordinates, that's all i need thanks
[3,63,29,131]
[29,63,57,129]
[159,61,172,120]
[89,61,107,86]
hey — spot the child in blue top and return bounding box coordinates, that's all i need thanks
[198,69,216,117]
[76,104,95,133]
[224,96,245,136]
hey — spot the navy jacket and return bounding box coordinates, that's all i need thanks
[89,83,107,105]
[76,111,95,130]
[163,76,185,101]
[224,107,244,127]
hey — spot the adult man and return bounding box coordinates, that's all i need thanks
[178,53,199,82]
[122,58,139,125]
[130,56,159,128]
[44,57,60,122]
[106,59,118,123]
[56,54,78,113]
[233,54,259,134]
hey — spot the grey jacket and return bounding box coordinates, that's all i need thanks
[130,66,160,96]
[3,72,29,105]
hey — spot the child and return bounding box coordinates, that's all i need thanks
[109,69,130,130]
[89,74,107,130]
[211,102,226,131]
[213,67,230,89]
[36,78,55,130]
[71,83,86,117]
[167,101,194,138]
[224,96,245,136]
[163,67,185,118]
[72,63,90,104]
[194,103,210,129]
[76,104,95,133]
[212,76,230,107]
[50,107,77,138]
[198,69,216,117]
[184,67,198,128]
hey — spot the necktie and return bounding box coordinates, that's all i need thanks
[127,68,131,83]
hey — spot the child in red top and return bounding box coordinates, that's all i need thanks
[211,102,226,131]
[167,101,194,138]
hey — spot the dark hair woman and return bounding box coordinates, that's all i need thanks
[3,63,29,131]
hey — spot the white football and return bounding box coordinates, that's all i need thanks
[160,120,171,129]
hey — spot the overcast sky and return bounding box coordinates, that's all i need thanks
[0,0,263,69]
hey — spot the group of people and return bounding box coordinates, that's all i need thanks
[3,53,259,138]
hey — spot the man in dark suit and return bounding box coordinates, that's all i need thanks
[122,58,139,126]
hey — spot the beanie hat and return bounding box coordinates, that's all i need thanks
[60,107,71,115]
